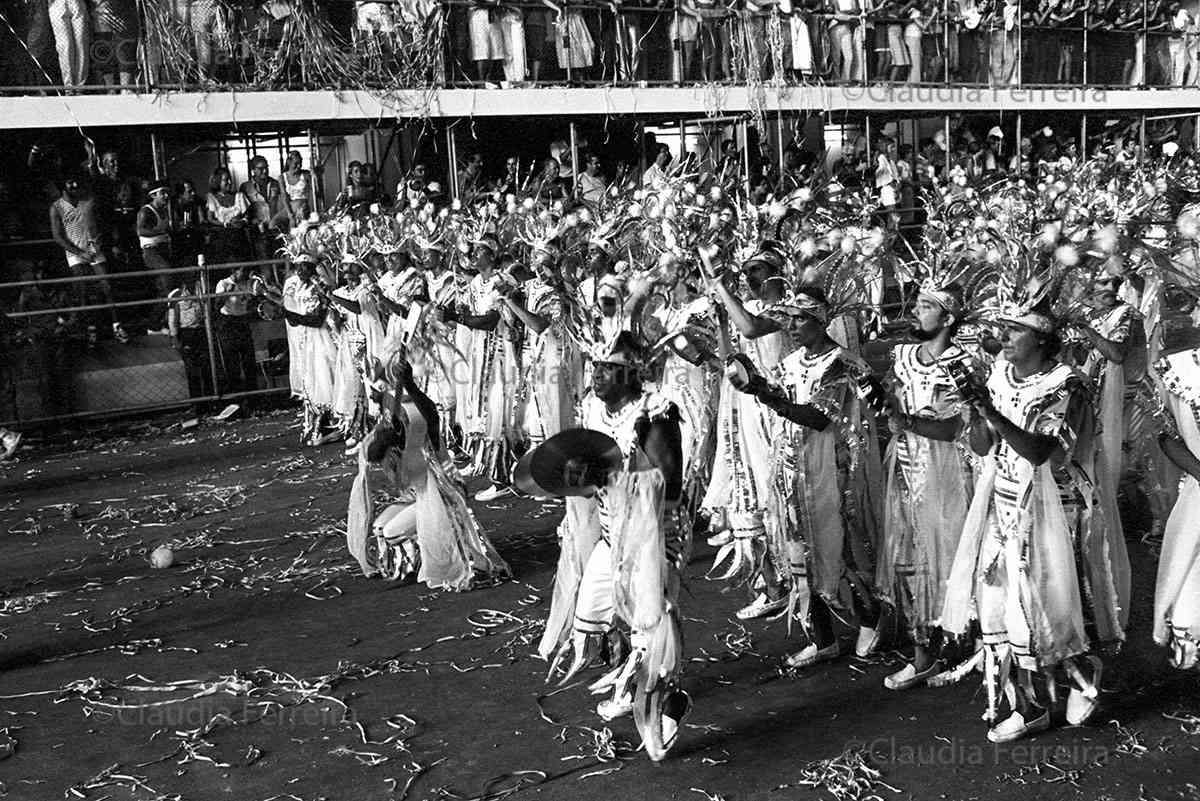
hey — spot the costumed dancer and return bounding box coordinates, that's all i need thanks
[876,282,975,689]
[445,234,523,501]
[283,260,340,445]
[701,243,797,621]
[346,348,510,588]
[940,292,1122,744]
[535,333,692,761]
[1151,344,1200,670]
[282,260,308,409]
[740,286,884,668]
[504,242,583,448]
[329,261,370,443]
[644,252,721,517]
[1072,265,1146,512]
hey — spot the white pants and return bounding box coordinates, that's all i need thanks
[574,540,613,635]
[501,10,526,82]
[49,0,90,86]
[374,501,417,541]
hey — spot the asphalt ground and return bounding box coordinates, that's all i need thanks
[1,411,1199,801]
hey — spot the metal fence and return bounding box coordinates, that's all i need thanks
[0,256,293,429]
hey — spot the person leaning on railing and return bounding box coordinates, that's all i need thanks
[167,270,215,415]
[205,166,250,266]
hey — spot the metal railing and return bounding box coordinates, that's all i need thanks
[0,0,1197,95]
[0,256,292,429]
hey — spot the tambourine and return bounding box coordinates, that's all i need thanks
[652,328,715,367]
[725,353,782,399]
[514,428,623,498]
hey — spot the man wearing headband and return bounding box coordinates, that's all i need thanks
[740,286,883,669]
[442,236,521,502]
[136,179,174,334]
[540,332,692,761]
[875,282,975,690]
[701,244,796,622]
[940,301,1123,743]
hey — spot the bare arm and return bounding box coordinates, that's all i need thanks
[1160,432,1200,482]
[977,401,1060,466]
[640,416,684,504]
[758,392,833,431]
[503,294,551,335]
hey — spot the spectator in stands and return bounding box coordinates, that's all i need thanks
[468,0,505,86]
[167,269,215,414]
[494,155,522,195]
[458,151,486,204]
[240,155,286,264]
[399,162,429,206]
[670,0,699,83]
[215,261,265,400]
[49,0,90,87]
[49,174,127,343]
[548,0,595,79]
[333,160,378,217]
[642,143,672,189]
[90,0,138,89]
[137,179,175,333]
[281,150,314,227]
[87,145,124,247]
[524,4,552,84]
[575,152,607,205]
[206,166,249,266]
[0,0,54,87]
[828,0,868,82]
[955,0,986,83]
[533,156,567,201]
[173,179,208,269]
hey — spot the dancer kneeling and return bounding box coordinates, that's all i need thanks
[535,333,692,761]
[345,350,510,590]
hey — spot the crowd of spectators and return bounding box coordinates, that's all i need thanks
[1,0,1199,90]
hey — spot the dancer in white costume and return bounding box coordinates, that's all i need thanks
[503,243,583,448]
[538,333,692,762]
[743,287,883,669]
[702,244,797,620]
[876,283,974,690]
[1152,346,1200,670]
[283,261,340,445]
[941,300,1124,744]
[345,351,510,589]
[645,255,721,510]
[445,235,522,501]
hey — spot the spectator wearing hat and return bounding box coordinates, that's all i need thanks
[137,178,175,333]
